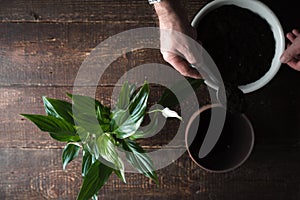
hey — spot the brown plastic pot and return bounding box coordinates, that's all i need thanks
[185,104,254,173]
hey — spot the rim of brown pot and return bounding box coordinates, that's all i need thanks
[185,104,255,173]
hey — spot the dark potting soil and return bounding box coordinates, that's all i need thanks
[188,107,249,171]
[196,5,276,85]
[221,83,247,113]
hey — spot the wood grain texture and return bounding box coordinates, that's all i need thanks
[0,0,206,23]
[1,146,300,200]
[1,0,300,199]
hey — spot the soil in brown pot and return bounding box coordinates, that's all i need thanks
[187,106,253,171]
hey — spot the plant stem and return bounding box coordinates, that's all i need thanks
[147,109,162,114]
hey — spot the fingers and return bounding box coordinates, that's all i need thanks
[163,53,202,79]
[292,29,300,36]
[286,29,300,43]
[286,59,300,71]
[281,38,300,63]
[281,45,297,63]
[287,32,297,43]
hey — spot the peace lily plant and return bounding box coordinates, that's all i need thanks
[21,81,186,200]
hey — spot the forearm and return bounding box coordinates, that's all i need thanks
[153,1,190,30]
[154,0,188,22]
[151,0,201,79]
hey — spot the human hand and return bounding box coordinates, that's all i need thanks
[280,29,300,70]
[154,1,202,79]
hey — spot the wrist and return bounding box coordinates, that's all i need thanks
[154,1,178,19]
[154,1,189,24]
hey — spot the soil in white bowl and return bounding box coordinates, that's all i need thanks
[197,5,275,86]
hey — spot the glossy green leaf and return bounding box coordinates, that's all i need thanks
[42,96,74,125]
[76,127,103,161]
[76,160,112,200]
[82,150,94,177]
[158,77,204,108]
[74,113,104,135]
[96,134,124,172]
[49,133,80,142]
[130,112,159,140]
[110,109,129,131]
[114,169,126,183]
[122,140,158,184]
[21,114,78,142]
[62,143,81,170]
[67,93,110,119]
[96,106,110,125]
[113,82,149,139]
[116,82,136,110]
[128,82,149,118]
[114,116,144,139]
[67,94,110,134]
[92,194,98,200]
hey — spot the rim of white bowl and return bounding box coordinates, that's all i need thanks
[191,0,285,93]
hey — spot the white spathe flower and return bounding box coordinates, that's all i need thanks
[161,107,182,121]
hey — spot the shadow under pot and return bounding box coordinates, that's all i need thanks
[185,105,254,173]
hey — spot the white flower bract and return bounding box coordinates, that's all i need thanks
[161,107,182,121]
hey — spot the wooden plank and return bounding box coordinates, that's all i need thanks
[0,1,209,87]
[0,23,203,87]
[0,22,168,86]
[0,0,207,23]
[0,0,156,23]
[1,22,218,87]
[1,146,300,200]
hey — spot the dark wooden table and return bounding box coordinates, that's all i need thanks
[1,0,300,199]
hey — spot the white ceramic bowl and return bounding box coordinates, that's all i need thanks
[191,0,285,93]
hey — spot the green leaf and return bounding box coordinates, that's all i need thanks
[42,96,74,125]
[68,94,110,134]
[116,81,136,110]
[128,81,149,118]
[96,106,110,125]
[130,112,160,140]
[74,113,104,135]
[76,127,102,160]
[96,134,124,172]
[158,77,204,108]
[113,82,149,139]
[114,116,144,140]
[76,160,112,200]
[92,195,98,200]
[67,93,110,119]
[62,143,81,170]
[49,133,80,142]
[82,150,94,177]
[114,169,126,183]
[110,109,129,131]
[122,140,158,184]
[21,114,79,142]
